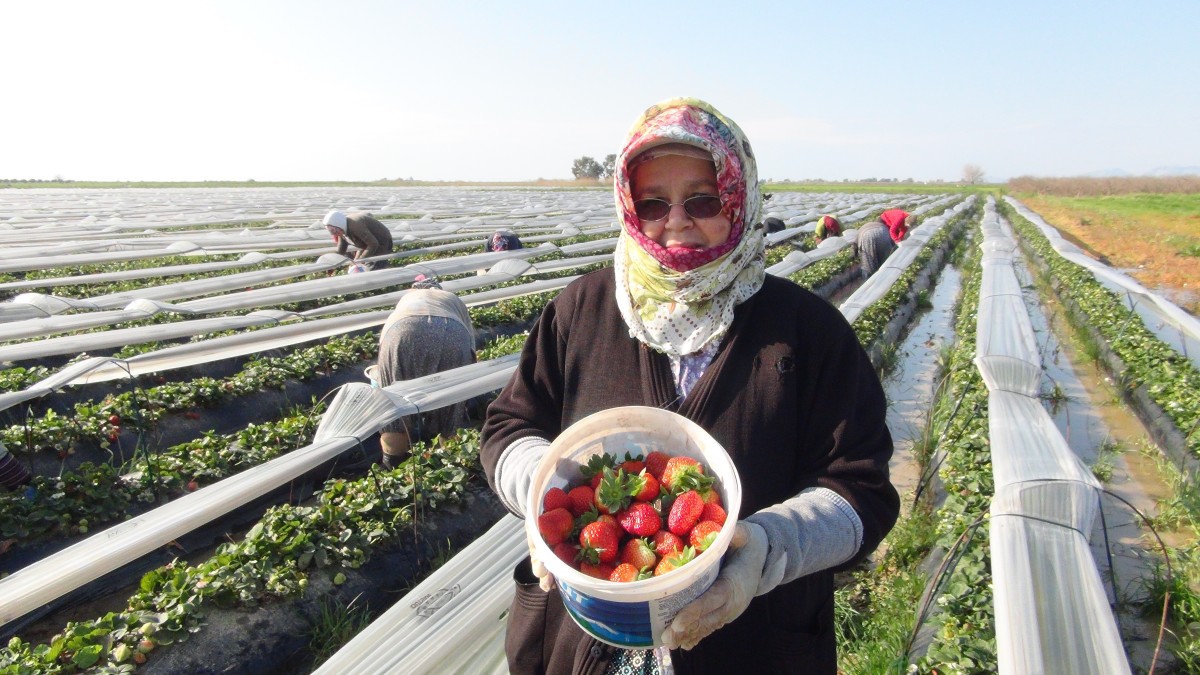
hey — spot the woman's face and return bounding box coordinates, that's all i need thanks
[631,154,732,252]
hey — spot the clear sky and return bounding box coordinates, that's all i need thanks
[4,1,1198,183]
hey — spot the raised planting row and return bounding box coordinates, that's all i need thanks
[0,232,616,373]
[0,332,380,458]
[907,225,998,673]
[0,326,535,552]
[0,430,494,674]
[851,201,975,352]
[999,199,1200,465]
[0,403,322,549]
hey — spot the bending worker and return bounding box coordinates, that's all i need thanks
[879,208,914,243]
[854,218,897,279]
[813,214,842,243]
[323,209,395,271]
[376,278,476,468]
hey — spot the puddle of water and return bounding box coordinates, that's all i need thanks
[881,265,962,504]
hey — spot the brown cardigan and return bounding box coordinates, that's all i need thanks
[335,213,394,259]
[482,268,899,675]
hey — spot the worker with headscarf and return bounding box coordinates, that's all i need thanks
[483,229,524,253]
[323,209,395,271]
[376,278,476,468]
[813,214,842,242]
[482,97,898,674]
[878,208,914,243]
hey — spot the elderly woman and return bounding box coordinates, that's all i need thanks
[482,98,898,674]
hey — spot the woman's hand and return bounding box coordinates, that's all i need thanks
[660,521,767,650]
[526,529,556,592]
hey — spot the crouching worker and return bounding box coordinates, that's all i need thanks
[323,209,395,271]
[377,278,476,468]
[0,441,32,490]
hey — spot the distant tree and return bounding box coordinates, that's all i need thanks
[601,154,617,180]
[572,156,604,180]
[963,164,986,184]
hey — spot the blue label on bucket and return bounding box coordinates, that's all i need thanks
[558,580,654,648]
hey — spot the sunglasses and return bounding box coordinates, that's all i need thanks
[632,195,723,222]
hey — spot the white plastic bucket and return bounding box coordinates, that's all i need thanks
[524,406,742,648]
[364,365,380,388]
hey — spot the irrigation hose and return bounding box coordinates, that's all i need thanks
[912,397,980,509]
[902,509,990,665]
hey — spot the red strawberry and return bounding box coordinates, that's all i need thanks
[699,487,723,507]
[594,469,633,515]
[660,457,714,494]
[553,542,580,568]
[630,471,660,502]
[566,485,594,516]
[609,563,647,583]
[700,502,727,526]
[108,414,121,426]
[542,487,570,513]
[620,459,645,474]
[644,451,670,480]
[620,537,658,571]
[688,520,723,552]
[537,507,575,547]
[579,521,620,564]
[667,490,705,536]
[652,530,684,558]
[654,546,696,576]
[617,502,661,537]
[580,561,615,580]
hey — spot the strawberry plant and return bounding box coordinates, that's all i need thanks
[1000,199,1200,461]
[0,429,484,672]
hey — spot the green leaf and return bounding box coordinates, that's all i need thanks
[72,644,103,668]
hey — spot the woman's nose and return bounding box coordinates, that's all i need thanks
[663,202,693,229]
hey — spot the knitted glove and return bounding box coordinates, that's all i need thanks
[660,521,768,650]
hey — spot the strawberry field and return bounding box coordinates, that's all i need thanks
[0,187,1196,674]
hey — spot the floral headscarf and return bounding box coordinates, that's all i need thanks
[612,97,765,357]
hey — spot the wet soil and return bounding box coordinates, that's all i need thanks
[878,264,962,509]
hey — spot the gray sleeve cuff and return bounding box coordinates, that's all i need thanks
[494,436,550,518]
[744,487,864,596]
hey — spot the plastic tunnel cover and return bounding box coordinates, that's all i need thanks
[314,383,408,444]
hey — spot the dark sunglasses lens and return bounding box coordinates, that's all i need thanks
[634,199,671,221]
[684,195,723,218]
